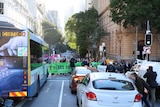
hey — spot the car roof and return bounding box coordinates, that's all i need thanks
[90,72,130,81]
[75,66,87,70]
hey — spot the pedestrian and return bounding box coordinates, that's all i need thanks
[69,58,76,74]
[81,58,89,66]
[143,66,158,107]
[130,73,151,107]
[106,62,115,72]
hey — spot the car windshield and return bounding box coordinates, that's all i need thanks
[92,79,134,90]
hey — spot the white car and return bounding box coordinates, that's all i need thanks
[76,72,142,107]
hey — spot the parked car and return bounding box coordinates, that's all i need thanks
[69,66,91,94]
[76,72,142,107]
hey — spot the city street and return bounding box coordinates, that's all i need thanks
[16,75,76,107]
[16,74,160,107]
[1,1,160,107]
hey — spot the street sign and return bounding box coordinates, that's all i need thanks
[143,46,151,54]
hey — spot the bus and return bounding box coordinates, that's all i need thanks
[0,29,49,98]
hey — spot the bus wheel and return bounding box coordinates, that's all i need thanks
[34,79,40,97]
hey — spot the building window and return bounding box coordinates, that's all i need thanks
[0,2,4,14]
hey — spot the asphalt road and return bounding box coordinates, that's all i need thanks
[16,74,76,107]
[16,74,160,107]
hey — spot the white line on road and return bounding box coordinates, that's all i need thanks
[44,83,52,93]
[58,81,64,107]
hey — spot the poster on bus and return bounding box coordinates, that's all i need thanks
[0,31,27,56]
[0,31,28,97]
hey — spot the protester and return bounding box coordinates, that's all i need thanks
[81,58,89,66]
[69,58,76,74]
[130,73,151,107]
[106,62,115,72]
[143,66,158,107]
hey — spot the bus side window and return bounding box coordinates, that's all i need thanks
[31,55,37,63]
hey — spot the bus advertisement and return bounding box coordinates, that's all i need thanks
[0,30,49,98]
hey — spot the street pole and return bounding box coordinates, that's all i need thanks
[146,20,151,61]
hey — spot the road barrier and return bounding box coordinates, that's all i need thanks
[48,62,101,74]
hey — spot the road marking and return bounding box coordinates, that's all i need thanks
[44,83,52,93]
[58,81,64,107]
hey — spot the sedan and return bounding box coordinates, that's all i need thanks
[76,72,142,107]
[69,66,91,94]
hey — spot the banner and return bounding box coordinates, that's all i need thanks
[48,62,101,74]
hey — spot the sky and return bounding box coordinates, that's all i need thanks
[42,0,81,35]
[43,0,76,10]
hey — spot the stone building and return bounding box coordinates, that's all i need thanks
[0,0,48,37]
[96,0,160,62]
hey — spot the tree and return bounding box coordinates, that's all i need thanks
[42,20,67,54]
[110,0,160,32]
[65,8,106,58]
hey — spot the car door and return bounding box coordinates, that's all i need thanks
[77,74,90,105]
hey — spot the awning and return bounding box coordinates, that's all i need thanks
[0,21,23,31]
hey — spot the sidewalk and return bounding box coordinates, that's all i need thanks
[155,99,160,107]
[149,99,160,107]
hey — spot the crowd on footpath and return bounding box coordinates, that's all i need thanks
[100,58,134,74]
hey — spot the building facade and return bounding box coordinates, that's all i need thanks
[0,0,33,30]
[97,0,160,62]
[0,0,48,37]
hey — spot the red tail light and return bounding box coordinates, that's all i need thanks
[86,92,97,101]
[73,76,79,82]
[134,94,141,102]
[24,75,27,79]
[23,70,27,84]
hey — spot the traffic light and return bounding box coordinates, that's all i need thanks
[145,33,152,46]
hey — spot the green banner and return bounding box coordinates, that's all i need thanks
[91,62,102,68]
[49,62,70,74]
[48,62,101,74]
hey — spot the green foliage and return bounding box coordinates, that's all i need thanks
[42,20,68,53]
[42,20,62,45]
[110,0,160,32]
[65,7,106,57]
